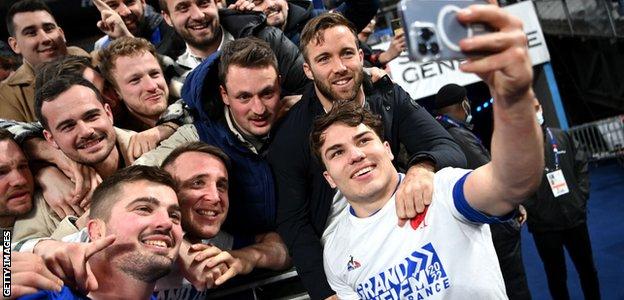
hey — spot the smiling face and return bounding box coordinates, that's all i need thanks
[303,25,364,107]
[163,0,221,52]
[0,140,33,221]
[41,85,116,165]
[111,51,168,123]
[103,0,146,35]
[164,151,229,239]
[97,180,182,281]
[250,0,288,28]
[220,65,281,137]
[320,123,396,205]
[8,10,67,68]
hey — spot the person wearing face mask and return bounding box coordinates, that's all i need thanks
[434,83,532,300]
[523,100,601,300]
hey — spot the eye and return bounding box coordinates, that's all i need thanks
[18,163,30,170]
[106,1,119,9]
[129,77,140,85]
[176,3,190,12]
[23,29,36,37]
[149,71,162,78]
[357,137,371,146]
[43,24,57,33]
[198,0,211,7]
[169,211,182,224]
[317,56,329,64]
[191,179,205,188]
[60,123,76,133]
[217,180,228,193]
[329,149,344,159]
[135,205,153,214]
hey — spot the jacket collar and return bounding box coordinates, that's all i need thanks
[5,60,34,86]
[284,1,313,33]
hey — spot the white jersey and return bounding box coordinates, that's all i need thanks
[323,168,508,300]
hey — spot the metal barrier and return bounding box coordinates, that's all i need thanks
[568,115,624,162]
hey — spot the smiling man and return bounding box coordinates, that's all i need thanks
[0,0,88,122]
[23,165,183,299]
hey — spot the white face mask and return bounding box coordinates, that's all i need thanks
[536,109,544,125]
[462,100,472,124]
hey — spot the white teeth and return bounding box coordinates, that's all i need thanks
[197,210,216,217]
[352,166,373,178]
[144,240,167,248]
[334,79,349,85]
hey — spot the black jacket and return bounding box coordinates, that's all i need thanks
[219,10,308,95]
[267,76,465,299]
[437,115,490,169]
[524,127,590,233]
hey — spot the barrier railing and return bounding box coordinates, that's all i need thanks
[568,115,624,162]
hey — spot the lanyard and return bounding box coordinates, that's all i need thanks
[436,115,462,128]
[545,128,560,170]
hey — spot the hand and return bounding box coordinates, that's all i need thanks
[396,162,434,227]
[227,0,256,12]
[517,204,527,225]
[178,242,230,291]
[458,3,533,104]
[52,152,102,208]
[34,236,116,293]
[324,295,338,300]
[379,32,406,64]
[93,0,134,39]
[6,252,64,299]
[363,67,388,83]
[37,167,87,219]
[127,127,163,164]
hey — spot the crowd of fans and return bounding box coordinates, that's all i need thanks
[0,0,600,299]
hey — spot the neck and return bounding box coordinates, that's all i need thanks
[0,216,15,228]
[187,27,223,59]
[316,87,365,113]
[350,172,400,218]
[88,257,155,300]
[93,145,120,179]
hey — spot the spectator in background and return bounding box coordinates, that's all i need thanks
[524,99,601,300]
[358,17,406,68]
[0,0,89,122]
[0,41,21,81]
[0,128,33,231]
[434,83,531,300]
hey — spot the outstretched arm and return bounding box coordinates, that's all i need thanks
[460,3,544,216]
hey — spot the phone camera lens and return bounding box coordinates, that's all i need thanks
[429,42,440,54]
[418,43,428,55]
[420,28,433,41]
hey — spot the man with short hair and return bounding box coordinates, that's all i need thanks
[25,165,183,299]
[0,0,88,122]
[267,13,466,299]
[156,142,289,296]
[11,75,139,250]
[0,128,33,231]
[158,0,307,95]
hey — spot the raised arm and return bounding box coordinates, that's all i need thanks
[460,4,543,216]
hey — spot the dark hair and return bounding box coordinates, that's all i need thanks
[35,75,104,130]
[299,13,358,62]
[310,100,383,163]
[98,37,161,90]
[89,165,178,221]
[159,0,216,14]
[161,141,230,171]
[6,0,55,36]
[218,37,278,86]
[0,128,17,143]
[35,55,93,92]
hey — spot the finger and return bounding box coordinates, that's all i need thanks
[215,267,238,286]
[457,4,522,31]
[395,195,406,220]
[11,271,63,292]
[397,218,407,227]
[460,30,526,54]
[13,260,63,287]
[189,243,211,252]
[85,235,117,259]
[10,285,44,299]
[60,203,75,219]
[205,252,233,269]
[51,205,67,220]
[195,247,222,262]
[460,46,529,75]
[93,0,114,12]
[70,203,85,216]
[72,252,90,292]
[84,262,99,292]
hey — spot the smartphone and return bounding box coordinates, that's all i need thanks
[391,18,403,36]
[398,0,491,62]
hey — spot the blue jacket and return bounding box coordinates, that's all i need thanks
[182,53,276,236]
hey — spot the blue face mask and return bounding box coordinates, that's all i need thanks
[536,110,544,125]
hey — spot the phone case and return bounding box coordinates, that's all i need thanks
[398,0,490,62]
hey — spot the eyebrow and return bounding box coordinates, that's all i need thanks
[126,196,181,212]
[54,108,101,131]
[323,130,373,158]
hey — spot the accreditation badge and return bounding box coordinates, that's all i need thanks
[546,169,569,197]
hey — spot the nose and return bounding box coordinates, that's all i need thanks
[76,120,95,137]
[153,208,174,231]
[38,29,53,44]
[200,182,221,205]
[331,58,348,74]
[189,4,204,20]
[143,76,159,92]
[250,97,267,115]
[117,3,131,16]
[9,168,30,187]
[348,146,366,164]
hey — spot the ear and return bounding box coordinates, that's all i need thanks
[303,62,314,80]
[103,103,114,123]
[358,48,364,64]
[383,141,394,161]
[42,129,60,149]
[219,85,230,106]
[8,37,20,55]
[87,219,106,241]
[58,27,66,44]
[162,11,173,27]
[323,170,337,189]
